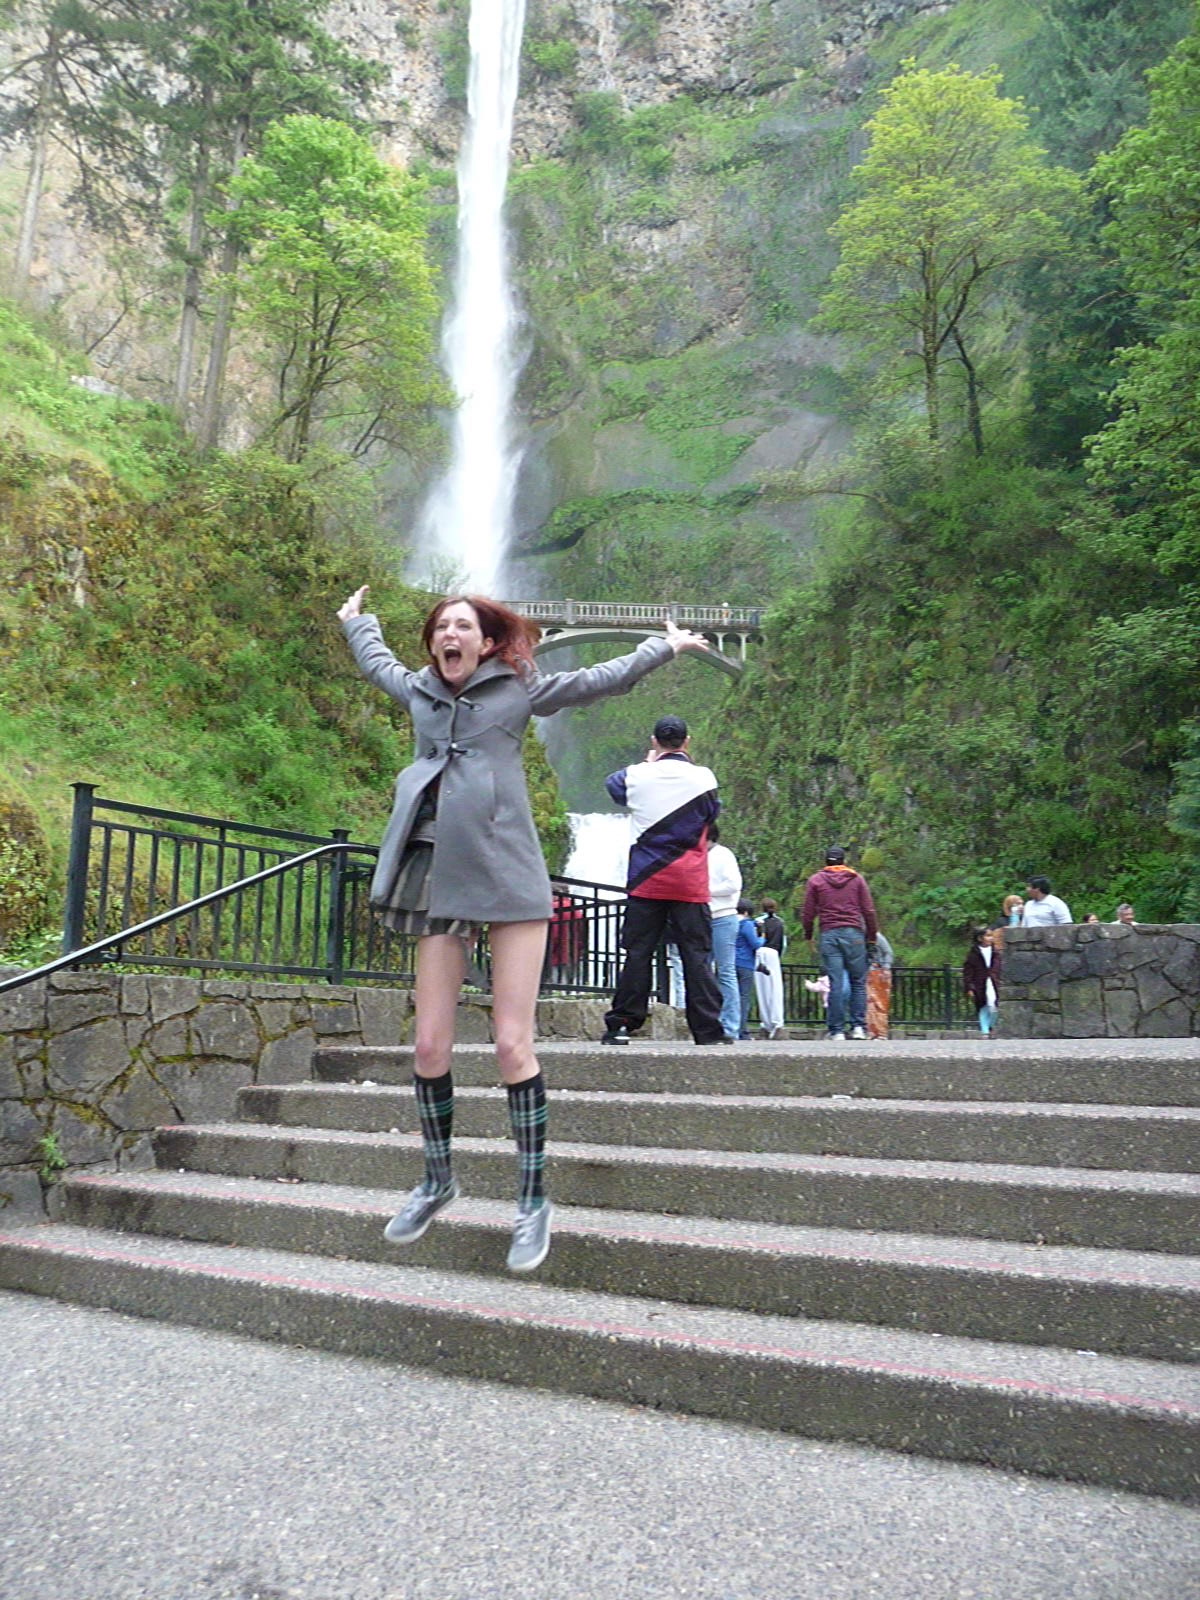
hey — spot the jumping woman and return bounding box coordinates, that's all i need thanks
[338,586,710,1271]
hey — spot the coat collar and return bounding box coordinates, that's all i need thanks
[413,655,518,705]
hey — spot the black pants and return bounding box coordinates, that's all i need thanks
[605,897,724,1044]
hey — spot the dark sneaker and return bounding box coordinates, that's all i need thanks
[383,1178,460,1244]
[507,1201,553,1272]
[601,1025,630,1045]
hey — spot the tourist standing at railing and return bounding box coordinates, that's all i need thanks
[801,845,879,1041]
[707,822,743,1043]
[338,586,712,1273]
[734,900,764,1039]
[866,929,894,1040]
[1022,876,1073,926]
[600,714,726,1047]
[753,898,786,1040]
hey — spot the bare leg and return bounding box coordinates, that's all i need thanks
[489,920,548,1084]
[412,932,466,1078]
[490,920,554,1270]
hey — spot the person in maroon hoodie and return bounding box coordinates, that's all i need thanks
[801,846,879,1040]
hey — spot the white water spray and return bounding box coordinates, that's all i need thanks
[564,812,630,888]
[412,0,528,596]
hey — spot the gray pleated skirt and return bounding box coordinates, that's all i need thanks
[379,842,479,940]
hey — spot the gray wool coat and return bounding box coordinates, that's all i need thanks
[343,613,675,923]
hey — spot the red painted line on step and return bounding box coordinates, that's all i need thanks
[1,1230,1197,1421]
[65,1175,1200,1294]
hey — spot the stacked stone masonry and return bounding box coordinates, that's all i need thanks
[0,972,686,1216]
[1000,924,1200,1039]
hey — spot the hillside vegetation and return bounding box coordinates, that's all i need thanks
[2,0,1199,963]
[0,304,567,956]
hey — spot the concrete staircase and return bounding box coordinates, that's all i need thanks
[2,1038,1199,1503]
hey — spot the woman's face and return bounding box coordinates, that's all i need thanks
[430,601,493,687]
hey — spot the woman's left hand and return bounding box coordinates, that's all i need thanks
[664,618,710,654]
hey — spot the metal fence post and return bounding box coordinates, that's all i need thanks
[62,782,96,956]
[943,965,955,1030]
[325,829,350,986]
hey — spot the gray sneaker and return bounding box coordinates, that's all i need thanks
[507,1201,553,1273]
[383,1178,460,1244]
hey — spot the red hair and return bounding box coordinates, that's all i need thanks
[421,595,541,673]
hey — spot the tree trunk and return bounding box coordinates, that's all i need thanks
[173,155,210,420]
[172,95,213,421]
[922,338,940,444]
[198,114,248,450]
[952,327,985,456]
[12,28,60,296]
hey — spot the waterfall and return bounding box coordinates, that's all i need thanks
[564,812,630,888]
[411,0,528,597]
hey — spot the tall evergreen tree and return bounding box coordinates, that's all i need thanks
[0,0,158,294]
[132,0,383,438]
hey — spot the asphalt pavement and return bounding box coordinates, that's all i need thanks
[1,1289,1197,1600]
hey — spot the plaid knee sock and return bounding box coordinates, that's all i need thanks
[506,1071,547,1212]
[414,1071,454,1192]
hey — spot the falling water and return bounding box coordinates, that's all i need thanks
[564,812,630,887]
[412,0,528,596]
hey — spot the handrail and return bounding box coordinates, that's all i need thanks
[0,842,372,996]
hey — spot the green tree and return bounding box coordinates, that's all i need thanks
[1078,11,1200,728]
[132,0,381,437]
[816,62,1083,453]
[0,0,157,293]
[230,115,444,464]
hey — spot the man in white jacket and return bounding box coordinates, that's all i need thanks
[707,822,742,1043]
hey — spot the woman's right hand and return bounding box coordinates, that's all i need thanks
[337,585,369,622]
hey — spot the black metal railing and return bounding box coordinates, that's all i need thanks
[0,787,973,1025]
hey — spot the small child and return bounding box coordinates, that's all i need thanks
[963,926,1002,1037]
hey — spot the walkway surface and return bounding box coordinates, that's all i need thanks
[2,1288,1197,1600]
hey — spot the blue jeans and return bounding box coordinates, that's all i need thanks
[710,913,740,1039]
[819,927,868,1035]
[978,1003,998,1035]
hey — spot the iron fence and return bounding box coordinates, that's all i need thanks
[18,786,971,1025]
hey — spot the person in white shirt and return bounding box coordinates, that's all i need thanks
[1021,876,1073,926]
[707,822,742,1043]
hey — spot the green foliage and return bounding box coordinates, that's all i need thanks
[816,60,1084,450]
[0,302,187,492]
[35,1130,67,1184]
[525,37,577,80]
[1071,13,1200,751]
[1009,0,1194,167]
[229,115,446,463]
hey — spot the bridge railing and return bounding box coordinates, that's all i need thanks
[508,600,764,629]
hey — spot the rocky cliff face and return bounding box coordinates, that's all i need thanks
[327,0,959,165]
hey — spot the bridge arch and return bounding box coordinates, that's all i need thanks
[533,627,744,679]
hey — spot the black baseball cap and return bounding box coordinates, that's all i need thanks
[825,845,847,864]
[653,715,688,745]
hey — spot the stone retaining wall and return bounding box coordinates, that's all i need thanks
[1000,923,1200,1039]
[0,972,684,1216]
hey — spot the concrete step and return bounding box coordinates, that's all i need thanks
[1,1222,1196,1504]
[152,1122,1200,1254]
[237,1082,1200,1173]
[60,1168,1200,1364]
[313,1040,1200,1107]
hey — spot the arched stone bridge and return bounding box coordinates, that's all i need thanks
[505,600,764,678]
